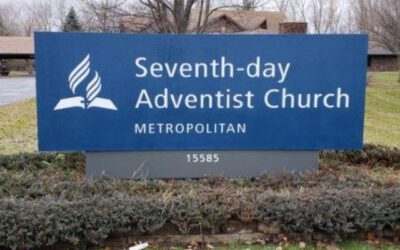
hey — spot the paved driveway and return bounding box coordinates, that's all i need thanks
[0,77,36,106]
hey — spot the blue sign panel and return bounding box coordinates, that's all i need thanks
[35,32,368,151]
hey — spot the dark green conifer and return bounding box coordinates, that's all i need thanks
[62,7,82,32]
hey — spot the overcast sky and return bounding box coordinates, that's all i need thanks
[0,0,79,7]
[0,0,351,14]
[0,0,354,34]
[0,0,346,11]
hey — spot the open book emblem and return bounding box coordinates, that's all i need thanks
[54,54,118,111]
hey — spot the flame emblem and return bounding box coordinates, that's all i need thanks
[86,71,101,102]
[69,54,90,94]
[54,54,117,111]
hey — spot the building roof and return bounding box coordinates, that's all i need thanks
[369,42,396,56]
[203,9,284,33]
[234,28,276,34]
[0,36,34,57]
[121,9,285,34]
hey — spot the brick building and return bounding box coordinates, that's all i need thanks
[368,42,399,72]
[120,9,307,35]
[0,36,34,73]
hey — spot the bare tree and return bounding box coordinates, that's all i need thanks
[309,0,341,34]
[273,0,307,22]
[239,0,270,10]
[354,0,376,33]
[356,0,400,81]
[80,0,127,32]
[135,0,233,34]
[0,3,21,35]
[20,10,37,36]
[335,3,357,34]
[289,0,308,21]
[273,0,289,13]
[0,8,9,35]
[273,0,342,33]
[29,1,54,31]
[14,0,55,36]
[54,0,69,30]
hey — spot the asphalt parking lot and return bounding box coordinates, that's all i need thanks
[0,77,36,106]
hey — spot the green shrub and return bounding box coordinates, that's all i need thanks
[321,144,400,169]
[1,144,398,173]
[257,188,400,240]
[0,152,84,171]
[0,195,167,249]
[0,145,399,249]
[0,188,399,249]
[168,191,231,234]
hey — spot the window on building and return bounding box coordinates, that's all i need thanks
[260,20,267,29]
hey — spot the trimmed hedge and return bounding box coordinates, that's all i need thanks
[0,196,167,249]
[0,152,84,171]
[1,144,398,173]
[0,144,399,249]
[0,188,399,249]
[321,144,400,169]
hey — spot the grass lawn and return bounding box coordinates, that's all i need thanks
[8,71,34,77]
[365,72,400,148]
[0,99,37,154]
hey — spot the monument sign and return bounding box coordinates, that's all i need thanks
[35,33,368,178]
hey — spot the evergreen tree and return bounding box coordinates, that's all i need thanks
[62,7,82,32]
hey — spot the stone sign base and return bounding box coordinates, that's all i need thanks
[86,151,319,179]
